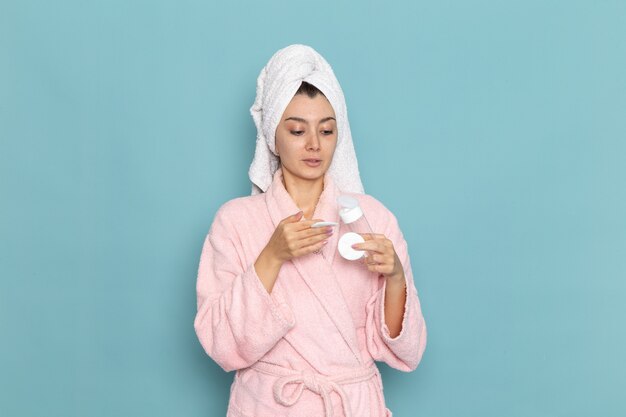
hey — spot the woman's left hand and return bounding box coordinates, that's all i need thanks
[351,234,405,282]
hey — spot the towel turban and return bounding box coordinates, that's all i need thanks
[248,44,364,195]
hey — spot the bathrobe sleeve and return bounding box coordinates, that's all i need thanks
[365,207,427,372]
[194,203,296,372]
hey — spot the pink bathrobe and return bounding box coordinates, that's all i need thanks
[194,168,427,417]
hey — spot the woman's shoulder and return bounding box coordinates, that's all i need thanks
[210,193,266,230]
[217,193,265,214]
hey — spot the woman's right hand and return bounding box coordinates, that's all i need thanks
[264,211,334,264]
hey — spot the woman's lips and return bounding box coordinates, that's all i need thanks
[303,159,321,167]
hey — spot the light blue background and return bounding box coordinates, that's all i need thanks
[1,0,625,416]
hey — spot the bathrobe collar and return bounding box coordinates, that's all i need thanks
[265,167,363,365]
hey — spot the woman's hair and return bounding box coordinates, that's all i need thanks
[295,81,325,98]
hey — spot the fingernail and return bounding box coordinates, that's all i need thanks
[323,240,329,245]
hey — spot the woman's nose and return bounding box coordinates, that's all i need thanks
[305,132,321,151]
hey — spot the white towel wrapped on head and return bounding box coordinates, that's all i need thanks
[248,44,364,195]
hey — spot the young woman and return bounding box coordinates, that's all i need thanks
[194,44,427,417]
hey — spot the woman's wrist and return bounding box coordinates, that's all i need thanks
[254,247,283,294]
[385,271,406,287]
[259,246,284,268]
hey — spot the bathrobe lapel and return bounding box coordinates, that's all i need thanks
[265,168,363,365]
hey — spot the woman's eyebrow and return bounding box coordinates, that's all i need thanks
[284,116,336,123]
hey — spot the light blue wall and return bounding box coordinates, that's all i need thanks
[1,1,625,416]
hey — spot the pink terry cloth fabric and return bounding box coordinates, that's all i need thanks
[194,167,427,417]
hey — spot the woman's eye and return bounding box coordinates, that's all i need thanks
[322,130,334,135]
[290,130,304,136]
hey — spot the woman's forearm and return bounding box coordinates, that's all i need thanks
[384,273,407,338]
[254,248,284,294]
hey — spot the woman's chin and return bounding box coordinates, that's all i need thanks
[283,165,327,182]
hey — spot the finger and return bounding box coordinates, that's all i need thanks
[296,236,330,256]
[297,218,325,225]
[363,252,382,266]
[352,240,386,254]
[367,263,392,274]
[291,219,334,232]
[364,262,381,273]
[297,232,331,249]
[306,219,338,232]
[288,218,324,231]
[297,228,334,240]
[282,211,304,224]
[364,253,382,264]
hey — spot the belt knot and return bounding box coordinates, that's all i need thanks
[250,361,378,417]
[302,371,324,393]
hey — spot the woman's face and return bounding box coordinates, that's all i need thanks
[274,93,338,183]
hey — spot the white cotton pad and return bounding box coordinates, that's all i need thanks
[311,221,339,228]
[338,232,365,260]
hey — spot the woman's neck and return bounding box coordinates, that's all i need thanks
[281,169,325,219]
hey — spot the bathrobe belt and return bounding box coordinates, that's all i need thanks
[251,361,378,417]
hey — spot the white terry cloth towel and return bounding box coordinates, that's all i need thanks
[248,44,365,196]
